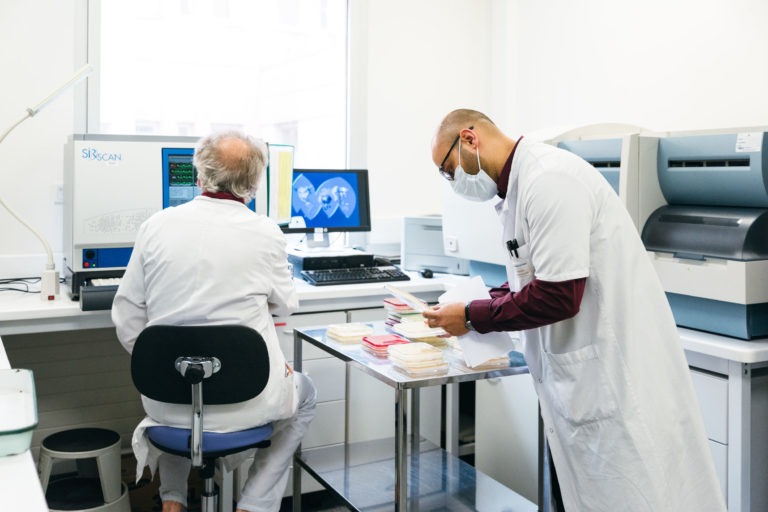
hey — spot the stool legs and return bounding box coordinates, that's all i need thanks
[96,447,122,503]
[37,451,53,490]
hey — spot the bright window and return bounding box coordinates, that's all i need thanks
[91,0,348,168]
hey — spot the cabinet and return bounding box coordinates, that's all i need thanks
[474,372,540,504]
[689,368,728,500]
[684,342,768,512]
[274,310,347,496]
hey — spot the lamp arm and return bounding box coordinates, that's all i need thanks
[0,64,92,297]
[0,112,33,146]
[0,195,54,269]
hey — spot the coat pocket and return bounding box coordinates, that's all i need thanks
[542,344,618,426]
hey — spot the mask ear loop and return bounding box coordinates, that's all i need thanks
[457,135,463,172]
[475,138,483,173]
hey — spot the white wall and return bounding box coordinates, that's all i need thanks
[0,0,492,279]
[5,0,768,279]
[350,0,493,240]
[499,0,768,134]
[0,0,84,279]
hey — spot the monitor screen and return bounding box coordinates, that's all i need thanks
[161,147,255,210]
[280,169,371,234]
[162,148,198,208]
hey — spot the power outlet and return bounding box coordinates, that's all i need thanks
[55,184,64,204]
[446,236,458,252]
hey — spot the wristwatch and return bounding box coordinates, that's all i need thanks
[465,303,475,331]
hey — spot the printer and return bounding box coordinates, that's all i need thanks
[641,131,768,339]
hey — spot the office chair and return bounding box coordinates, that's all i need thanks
[131,325,274,512]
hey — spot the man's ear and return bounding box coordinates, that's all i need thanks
[459,127,477,149]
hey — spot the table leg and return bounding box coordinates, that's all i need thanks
[292,330,303,512]
[538,404,553,512]
[395,386,408,511]
[728,361,751,512]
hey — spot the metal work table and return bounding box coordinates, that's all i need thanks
[292,322,541,511]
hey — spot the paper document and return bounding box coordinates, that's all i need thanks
[384,284,428,312]
[439,276,519,368]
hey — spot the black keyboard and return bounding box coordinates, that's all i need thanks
[300,265,411,286]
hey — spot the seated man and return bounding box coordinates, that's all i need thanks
[112,131,316,512]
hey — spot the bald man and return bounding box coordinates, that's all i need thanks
[423,110,725,512]
[113,131,317,512]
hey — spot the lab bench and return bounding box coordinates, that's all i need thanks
[0,272,463,507]
[2,274,768,510]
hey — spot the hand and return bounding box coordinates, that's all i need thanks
[422,302,469,336]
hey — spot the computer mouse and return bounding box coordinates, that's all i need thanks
[420,269,433,279]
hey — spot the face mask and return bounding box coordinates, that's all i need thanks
[451,142,498,202]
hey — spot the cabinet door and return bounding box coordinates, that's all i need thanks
[347,308,395,442]
[475,376,539,504]
[689,368,728,444]
[272,311,347,498]
[274,311,346,363]
[273,311,347,450]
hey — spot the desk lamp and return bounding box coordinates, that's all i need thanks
[0,64,93,300]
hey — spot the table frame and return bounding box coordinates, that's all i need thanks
[291,323,550,511]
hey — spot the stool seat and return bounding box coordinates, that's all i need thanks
[42,428,120,456]
[38,428,130,512]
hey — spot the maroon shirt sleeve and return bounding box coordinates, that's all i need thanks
[468,277,587,333]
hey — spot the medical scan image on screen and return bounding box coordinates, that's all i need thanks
[289,171,362,229]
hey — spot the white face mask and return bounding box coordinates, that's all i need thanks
[451,142,498,202]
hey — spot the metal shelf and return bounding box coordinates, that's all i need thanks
[296,437,536,512]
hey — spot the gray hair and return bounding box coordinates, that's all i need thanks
[193,131,268,201]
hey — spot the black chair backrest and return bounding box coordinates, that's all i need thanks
[131,325,270,405]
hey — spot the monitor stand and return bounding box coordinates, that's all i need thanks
[303,229,331,249]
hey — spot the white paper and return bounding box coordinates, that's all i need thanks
[438,276,518,368]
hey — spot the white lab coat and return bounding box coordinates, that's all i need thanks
[497,139,725,511]
[113,195,299,434]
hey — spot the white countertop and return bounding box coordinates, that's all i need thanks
[0,272,463,335]
[3,273,768,367]
[679,327,768,364]
[0,336,49,511]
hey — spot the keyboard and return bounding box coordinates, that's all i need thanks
[300,265,411,286]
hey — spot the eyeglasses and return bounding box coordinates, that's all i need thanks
[438,125,472,181]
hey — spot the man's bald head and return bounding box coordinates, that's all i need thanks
[434,109,496,148]
[431,109,517,182]
[194,131,268,201]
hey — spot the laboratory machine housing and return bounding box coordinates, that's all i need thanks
[641,131,768,339]
[63,134,199,309]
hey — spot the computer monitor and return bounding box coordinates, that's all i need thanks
[162,148,198,208]
[280,168,371,247]
[161,147,255,210]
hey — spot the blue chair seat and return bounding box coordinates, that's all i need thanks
[147,423,273,460]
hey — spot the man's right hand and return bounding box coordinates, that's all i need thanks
[422,302,469,336]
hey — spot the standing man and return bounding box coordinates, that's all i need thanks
[423,109,725,511]
[112,131,316,512]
